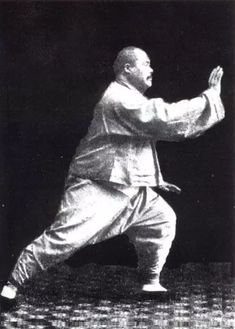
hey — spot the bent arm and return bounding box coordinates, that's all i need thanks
[114,87,225,141]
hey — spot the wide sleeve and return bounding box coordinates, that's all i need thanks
[112,88,225,141]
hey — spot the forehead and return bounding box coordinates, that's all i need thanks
[134,49,150,63]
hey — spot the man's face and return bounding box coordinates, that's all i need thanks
[127,49,153,93]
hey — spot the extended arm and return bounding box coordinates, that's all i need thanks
[114,67,224,141]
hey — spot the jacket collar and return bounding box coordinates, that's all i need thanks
[115,78,144,95]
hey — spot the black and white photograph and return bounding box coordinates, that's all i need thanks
[0,1,234,328]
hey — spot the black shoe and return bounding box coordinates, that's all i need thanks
[0,296,17,313]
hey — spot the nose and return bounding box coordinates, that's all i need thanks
[150,66,153,74]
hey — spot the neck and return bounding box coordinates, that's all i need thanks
[116,74,145,94]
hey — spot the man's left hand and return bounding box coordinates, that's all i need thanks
[158,182,181,194]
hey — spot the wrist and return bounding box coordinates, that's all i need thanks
[209,85,221,95]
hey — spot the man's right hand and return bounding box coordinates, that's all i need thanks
[208,66,223,95]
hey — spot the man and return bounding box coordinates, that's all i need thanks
[0,46,224,310]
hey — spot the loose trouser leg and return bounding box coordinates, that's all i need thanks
[91,187,177,281]
[9,182,176,288]
[10,179,131,287]
[126,188,176,280]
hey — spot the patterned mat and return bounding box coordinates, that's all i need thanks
[0,263,234,328]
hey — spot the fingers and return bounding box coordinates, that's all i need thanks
[214,66,223,82]
[209,66,223,86]
[169,184,181,194]
[218,66,223,80]
[208,67,217,85]
[158,182,181,194]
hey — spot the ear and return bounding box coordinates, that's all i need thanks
[124,63,133,74]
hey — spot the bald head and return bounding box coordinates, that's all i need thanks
[113,46,144,76]
[113,46,153,94]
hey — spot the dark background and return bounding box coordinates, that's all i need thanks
[0,1,234,282]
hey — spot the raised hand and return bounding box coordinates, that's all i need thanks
[208,66,223,95]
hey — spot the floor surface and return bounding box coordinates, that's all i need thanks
[0,262,234,328]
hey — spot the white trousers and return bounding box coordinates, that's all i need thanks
[10,178,176,287]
